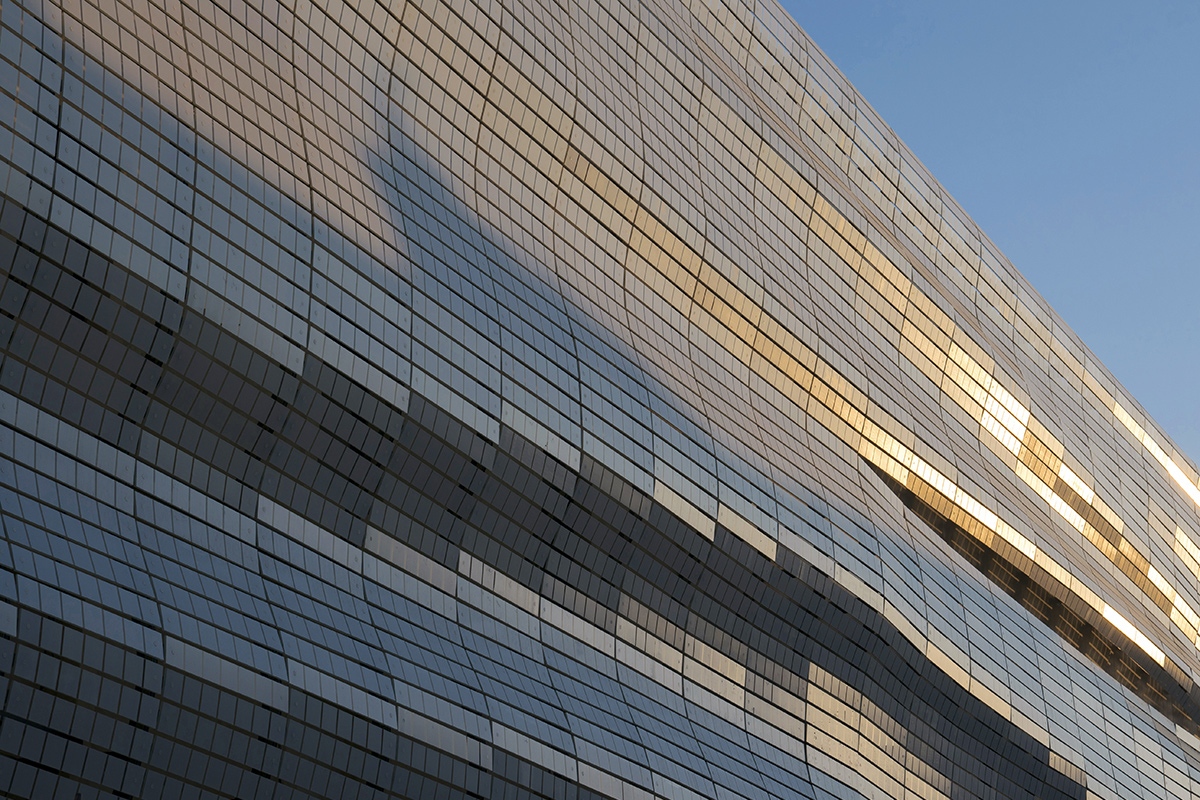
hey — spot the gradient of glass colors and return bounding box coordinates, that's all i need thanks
[1,0,1198,798]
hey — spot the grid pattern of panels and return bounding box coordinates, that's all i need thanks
[1,0,1199,798]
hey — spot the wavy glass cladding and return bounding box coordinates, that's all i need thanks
[1,0,1200,797]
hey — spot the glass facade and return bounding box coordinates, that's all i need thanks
[1,0,1198,797]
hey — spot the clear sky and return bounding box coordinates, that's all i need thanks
[781,0,1200,465]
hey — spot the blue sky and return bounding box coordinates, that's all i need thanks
[781,1,1200,464]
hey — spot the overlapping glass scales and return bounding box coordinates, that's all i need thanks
[2,0,1199,797]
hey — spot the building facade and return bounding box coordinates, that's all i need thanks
[2,0,1199,797]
